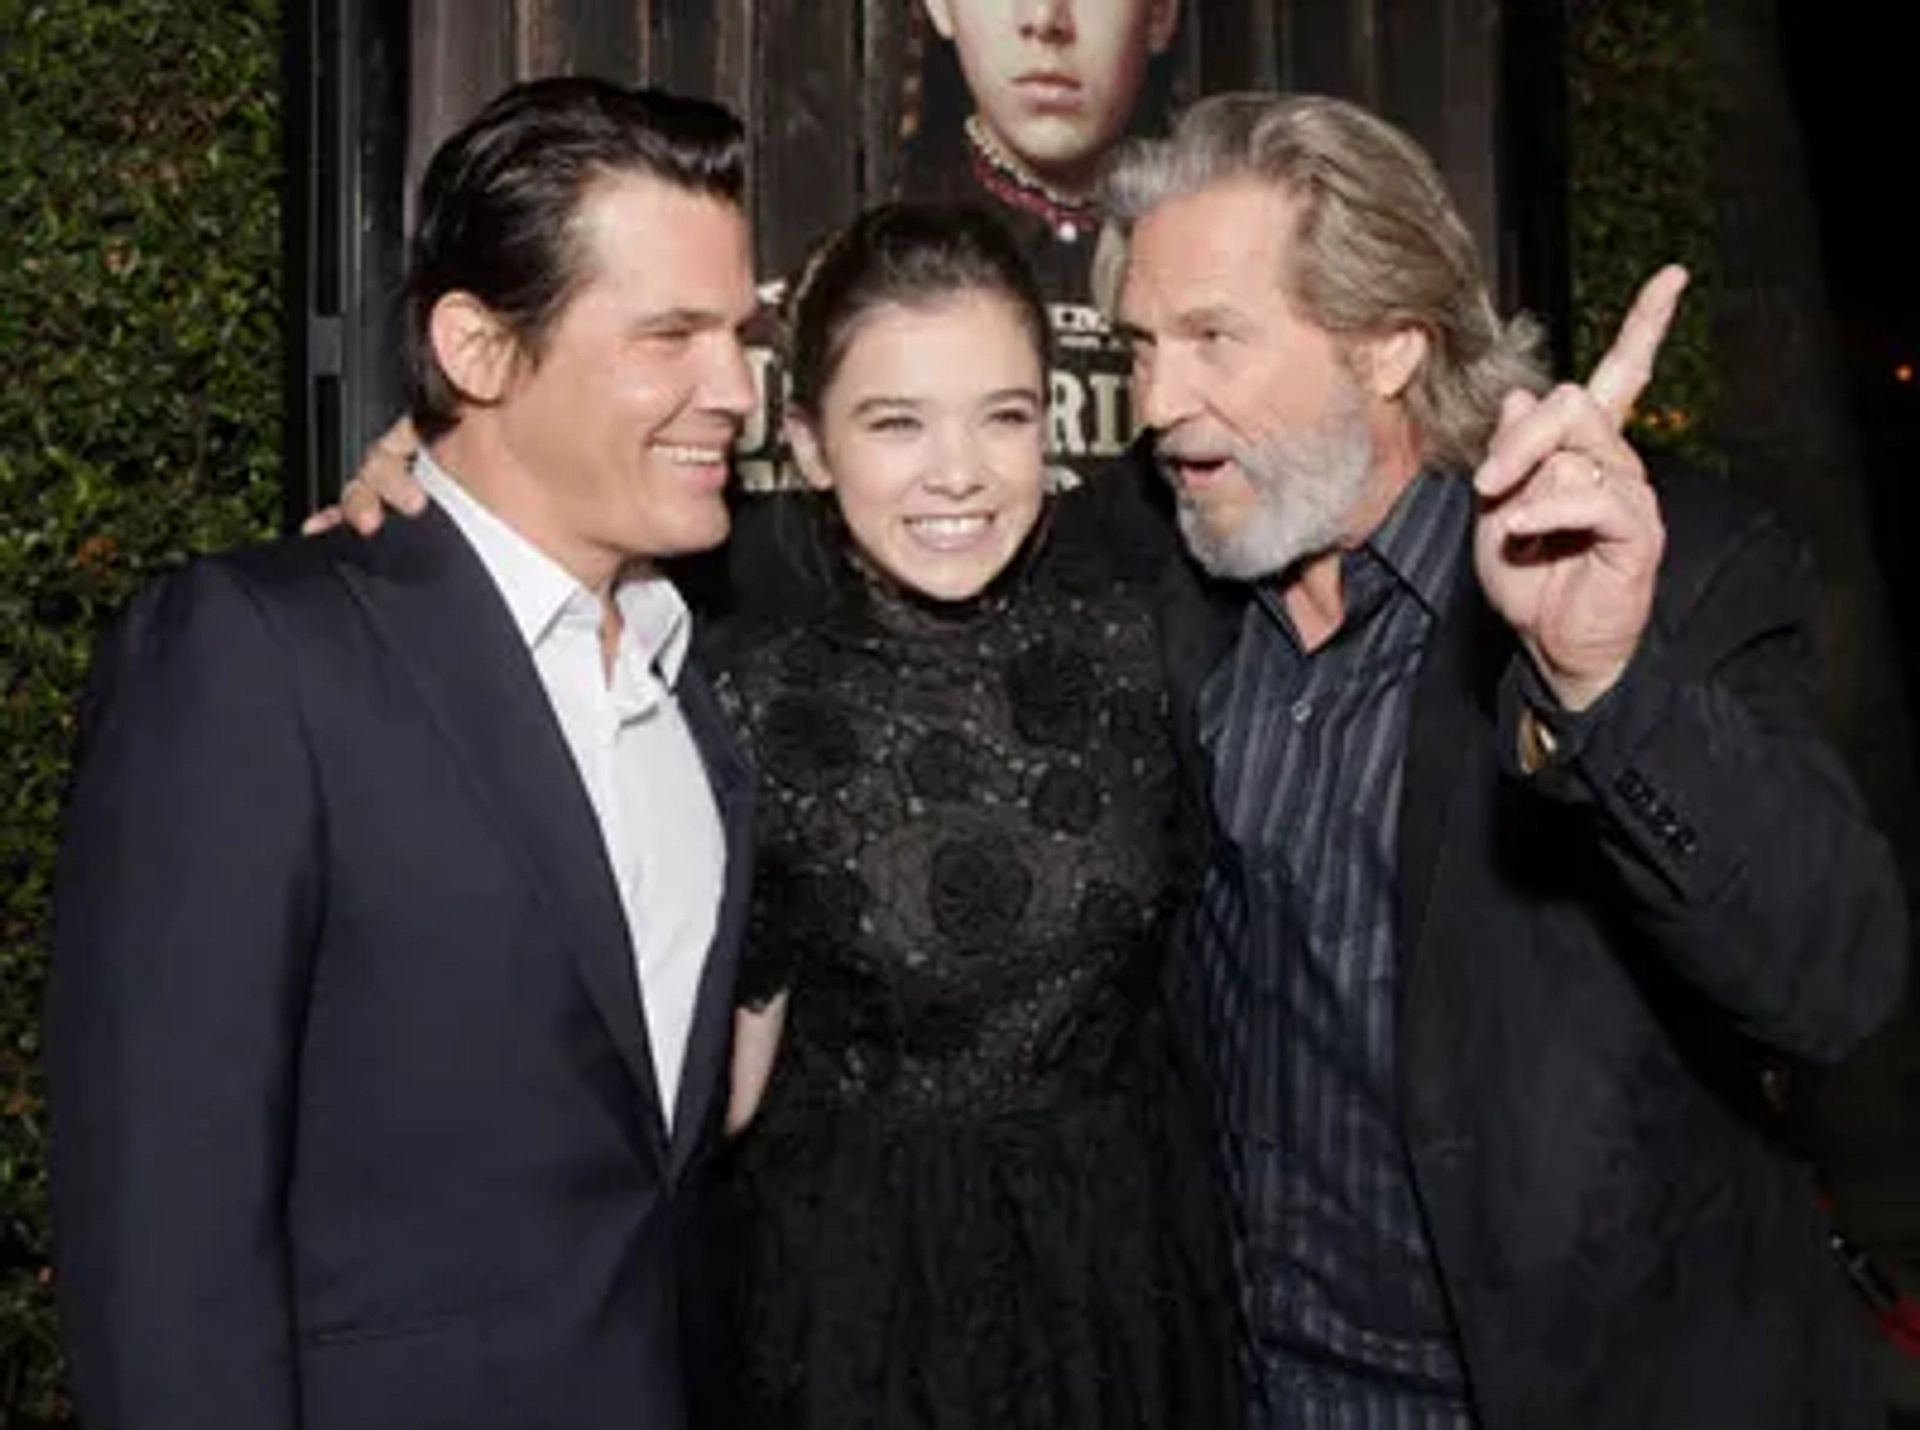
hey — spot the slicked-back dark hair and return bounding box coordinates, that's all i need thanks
[405,76,747,441]
[782,200,1050,420]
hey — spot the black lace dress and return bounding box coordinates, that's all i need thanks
[709,481,1235,1430]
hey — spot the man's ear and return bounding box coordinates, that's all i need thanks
[1357,325,1430,403]
[922,0,956,42]
[428,292,518,407]
[784,414,834,492]
[1148,0,1181,55]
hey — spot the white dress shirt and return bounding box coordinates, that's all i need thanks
[416,451,724,1125]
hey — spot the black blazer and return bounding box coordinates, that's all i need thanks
[47,505,755,1430]
[1159,459,1907,1429]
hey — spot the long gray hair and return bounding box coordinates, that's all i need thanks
[1095,92,1547,469]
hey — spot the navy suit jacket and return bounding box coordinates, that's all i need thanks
[47,505,754,1430]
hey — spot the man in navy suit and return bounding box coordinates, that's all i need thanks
[47,77,759,1430]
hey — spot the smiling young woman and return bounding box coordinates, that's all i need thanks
[709,201,1235,1430]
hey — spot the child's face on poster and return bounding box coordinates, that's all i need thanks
[924,0,1180,192]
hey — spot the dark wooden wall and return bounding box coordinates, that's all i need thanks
[1198,0,1510,300]
[409,0,911,276]
[407,0,1516,285]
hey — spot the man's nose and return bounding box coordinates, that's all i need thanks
[1131,346,1199,434]
[701,333,758,423]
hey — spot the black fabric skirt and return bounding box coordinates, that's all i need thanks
[720,1046,1239,1430]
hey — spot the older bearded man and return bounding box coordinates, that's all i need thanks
[1100,92,1906,1430]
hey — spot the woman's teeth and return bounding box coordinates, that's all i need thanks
[906,514,992,545]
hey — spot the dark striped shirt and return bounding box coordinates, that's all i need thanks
[1191,471,1476,1430]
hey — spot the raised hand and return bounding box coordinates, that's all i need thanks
[299,416,429,536]
[1471,265,1689,712]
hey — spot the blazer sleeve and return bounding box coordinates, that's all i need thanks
[1500,504,1908,1065]
[47,558,321,1430]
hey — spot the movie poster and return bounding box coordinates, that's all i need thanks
[737,1,1191,491]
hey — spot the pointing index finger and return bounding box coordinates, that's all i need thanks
[1586,264,1689,429]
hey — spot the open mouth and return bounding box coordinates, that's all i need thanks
[651,441,733,487]
[903,513,997,551]
[1162,454,1232,488]
[652,442,730,466]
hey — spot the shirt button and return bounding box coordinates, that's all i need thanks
[1290,699,1313,725]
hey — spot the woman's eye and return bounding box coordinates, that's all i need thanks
[988,406,1037,427]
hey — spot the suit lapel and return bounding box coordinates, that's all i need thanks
[1157,547,1248,809]
[335,509,670,1159]
[668,667,754,1177]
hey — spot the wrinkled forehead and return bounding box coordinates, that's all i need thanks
[1116,181,1299,317]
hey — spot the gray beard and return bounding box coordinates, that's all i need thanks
[1176,397,1375,582]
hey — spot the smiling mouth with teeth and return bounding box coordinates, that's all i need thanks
[904,513,995,548]
[652,443,729,465]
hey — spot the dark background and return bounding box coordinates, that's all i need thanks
[1780,8,1920,1413]
[1781,0,1920,713]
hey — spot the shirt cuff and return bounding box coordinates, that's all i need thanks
[1498,656,1627,781]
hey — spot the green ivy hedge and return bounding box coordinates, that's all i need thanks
[0,0,283,1419]
[1569,0,1718,463]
